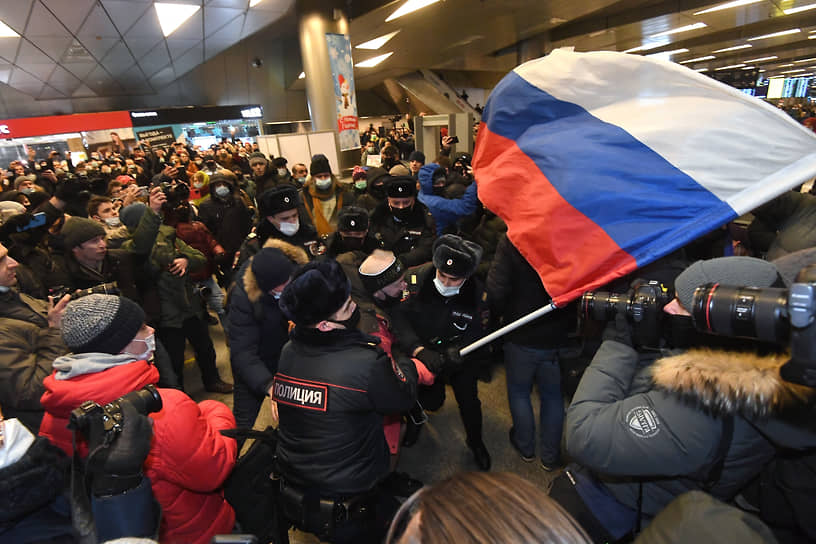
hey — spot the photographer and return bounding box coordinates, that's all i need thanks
[555,257,816,542]
[38,295,237,544]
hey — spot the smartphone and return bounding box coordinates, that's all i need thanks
[449,135,460,144]
[138,186,150,198]
[17,212,47,232]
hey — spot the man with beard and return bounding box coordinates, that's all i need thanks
[368,176,435,267]
[552,256,816,543]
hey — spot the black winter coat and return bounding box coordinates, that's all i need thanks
[369,201,436,267]
[274,327,417,496]
[198,194,253,257]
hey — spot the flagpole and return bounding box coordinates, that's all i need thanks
[459,303,557,356]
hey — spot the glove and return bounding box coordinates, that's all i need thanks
[87,401,154,496]
[602,313,634,347]
[443,346,465,372]
[416,348,445,375]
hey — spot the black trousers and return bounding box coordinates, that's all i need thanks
[232,377,265,431]
[157,316,219,391]
[418,364,483,444]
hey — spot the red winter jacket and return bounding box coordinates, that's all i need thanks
[174,220,226,281]
[39,360,237,544]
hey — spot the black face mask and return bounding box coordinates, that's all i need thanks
[330,306,361,330]
[339,236,365,251]
[391,205,413,222]
[432,185,446,196]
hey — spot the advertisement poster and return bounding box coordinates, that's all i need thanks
[325,33,360,151]
[135,126,176,147]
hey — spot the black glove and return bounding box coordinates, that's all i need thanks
[55,177,85,202]
[87,401,154,497]
[416,348,445,375]
[443,346,465,372]
[602,313,634,347]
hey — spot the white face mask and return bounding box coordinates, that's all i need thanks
[315,176,332,190]
[433,276,461,297]
[193,181,204,189]
[278,220,299,236]
[214,185,230,198]
[131,333,156,361]
[104,216,121,227]
[277,168,289,177]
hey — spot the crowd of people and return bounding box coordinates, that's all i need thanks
[0,117,814,544]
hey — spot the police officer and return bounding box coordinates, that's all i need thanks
[368,176,436,267]
[391,234,492,470]
[274,259,421,543]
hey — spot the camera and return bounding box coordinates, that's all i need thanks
[156,181,190,203]
[581,280,672,348]
[691,264,816,386]
[69,384,162,441]
[49,281,119,301]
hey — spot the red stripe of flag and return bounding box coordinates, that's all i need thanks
[473,123,638,306]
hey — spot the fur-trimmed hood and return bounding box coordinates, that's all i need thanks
[651,348,815,418]
[242,238,309,303]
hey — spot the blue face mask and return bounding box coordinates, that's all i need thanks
[433,276,461,297]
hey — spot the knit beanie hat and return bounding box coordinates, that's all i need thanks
[408,150,425,163]
[0,201,26,225]
[358,250,405,294]
[279,259,350,325]
[119,202,147,231]
[674,256,783,311]
[252,248,297,293]
[249,152,267,166]
[310,154,331,177]
[433,234,483,278]
[61,295,145,354]
[61,217,106,249]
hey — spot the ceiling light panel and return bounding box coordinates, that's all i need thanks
[782,3,816,14]
[0,20,19,37]
[715,63,746,70]
[712,44,752,52]
[355,52,393,67]
[747,29,800,41]
[680,55,716,63]
[693,0,763,15]
[155,3,200,37]
[385,0,440,22]
[743,56,778,62]
[649,22,707,39]
[356,31,400,50]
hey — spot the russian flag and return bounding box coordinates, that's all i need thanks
[474,49,816,307]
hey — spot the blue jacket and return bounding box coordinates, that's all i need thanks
[417,164,479,235]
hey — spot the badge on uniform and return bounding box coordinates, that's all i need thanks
[273,376,328,411]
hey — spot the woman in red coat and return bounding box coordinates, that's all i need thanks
[39,294,237,544]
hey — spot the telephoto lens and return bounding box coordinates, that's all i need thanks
[691,283,789,344]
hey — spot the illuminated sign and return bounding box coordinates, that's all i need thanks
[0,125,9,135]
[241,107,263,118]
[131,111,158,118]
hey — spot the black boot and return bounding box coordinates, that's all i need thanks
[467,439,491,471]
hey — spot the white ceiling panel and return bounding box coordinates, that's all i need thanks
[122,36,164,60]
[206,0,249,8]
[101,1,152,35]
[77,5,119,39]
[77,37,119,61]
[167,38,199,59]
[15,41,54,64]
[9,68,43,86]
[63,61,98,80]
[25,1,70,38]
[24,63,57,81]
[85,63,114,87]
[27,36,72,62]
[173,44,204,76]
[100,41,136,75]
[204,7,244,35]
[124,7,164,42]
[13,83,45,96]
[167,10,204,41]
[41,0,97,34]
[0,39,22,64]
[0,0,35,35]
[138,42,171,77]
[39,85,68,99]
[241,9,285,39]
[72,83,96,97]
[48,64,80,85]
[250,0,295,12]
[205,39,234,60]
[149,65,177,88]
[0,64,13,84]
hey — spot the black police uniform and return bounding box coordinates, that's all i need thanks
[391,262,491,467]
[273,326,418,541]
[368,198,436,267]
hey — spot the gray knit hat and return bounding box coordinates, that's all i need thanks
[675,256,782,311]
[62,217,106,249]
[61,295,145,354]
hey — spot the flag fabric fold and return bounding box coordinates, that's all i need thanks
[473,49,816,306]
